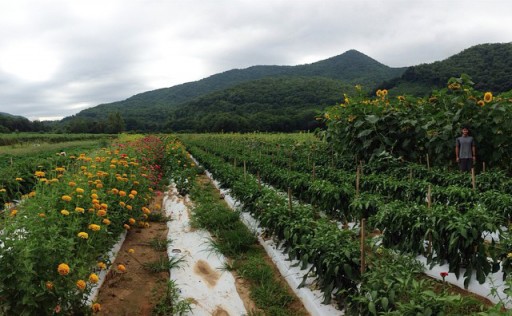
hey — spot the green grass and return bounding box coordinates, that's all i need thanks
[143,255,186,273]
[152,279,192,316]
[148,237,171,252]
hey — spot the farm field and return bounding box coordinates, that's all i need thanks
[2,115,512,314]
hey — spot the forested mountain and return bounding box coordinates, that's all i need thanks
[0,113,53,133]
[379,42,512,96]
[61,50,405,132]
[167,76,352,132]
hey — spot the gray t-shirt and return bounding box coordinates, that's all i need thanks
[456,136,474,159]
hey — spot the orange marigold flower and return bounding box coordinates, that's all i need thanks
[484,92,493,103]
[126,205,132,211]
[77,232,89,239]
[97,209,107,217]
[117,264,126,272]
[119,190,127,197]
[62,195,72,202]
[119,201,126,207]
[97,262,107,270]
[128,194,135,199]
[102,218,111,225]
[68,181,76,187]
[96,183,103,189]
[76,188,85,194]
[58,263,70,276]
[10,209,17,217]
[89,273,99,284]
[92,303,101,313]
[124,224,131,230]
[130,190,137,196]
[39,213,46,217]
[35,171,46,178]
[100,203,108,210]
[46,281,54,290]
[89,224,101,231]
[76,279,86,291]
[128,218,136,225]
[91,193,99,199]
[142,207,151,214]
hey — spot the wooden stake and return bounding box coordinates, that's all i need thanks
[426,154,430,171]
[427,185,432,255]
[356,164,361,197]
[471,168,476,190]
[360,218,366,274]
[288,187,292,213]
[482,162,486,173]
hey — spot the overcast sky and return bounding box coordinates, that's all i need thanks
[0,0,511,121]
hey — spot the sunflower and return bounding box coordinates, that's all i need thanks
[484,92,493,103]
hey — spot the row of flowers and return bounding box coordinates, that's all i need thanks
[0,135,170,315]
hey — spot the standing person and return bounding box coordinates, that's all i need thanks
[455,126,476,172]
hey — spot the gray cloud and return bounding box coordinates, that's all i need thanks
[0,0,511,120]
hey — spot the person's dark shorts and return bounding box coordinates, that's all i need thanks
[459,158,473,172]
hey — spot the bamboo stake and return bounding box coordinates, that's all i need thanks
[471,168,476,190]
[288,187,292,213]
[426,154,430,171]
[360,218,366,274]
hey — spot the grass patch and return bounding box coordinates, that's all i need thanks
[148,237,170,252]
[143,255,186,273]
[147,212,169,223]
[152,279,192,316]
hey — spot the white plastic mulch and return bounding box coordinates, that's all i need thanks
[163,186,247,315]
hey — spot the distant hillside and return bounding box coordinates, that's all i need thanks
[63,50,405,132]
[167,76,352,132]
[379,42,512,96]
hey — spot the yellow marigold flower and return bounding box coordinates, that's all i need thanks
[97,209,107,217]
[92,303,101,313]
[91,193,99,199]
[128,218,136,225]
[56,167,65,172]
[117,264,126,272]
[97,262,107,270]
[89,224,101,231]
[144,222,150,228]
[46,281,54,290]
[102,218,111,225]
[128,194,135,199]
[130,190,137,196]
[142,207,151,214]
[128,248,135,254]
[61,210,70,216]
[77,232,89,239]
[75,207,85,213]
[76,279,86,291]
[126,205,132,211]
[62,195,72,202]
[15,177,23,181]
[133,181,139,185]
[10,209,17,217]
[96,183,103,189]
[100,203,108,210]
[29,191,36,197]
[35,171,46,178]
[76,188,84,194]
[484,92,493,103]
[68,181,76,187]
[57,263,70,276]
[477,100,485,107]
[119,201,126,207]
[89,273,99,284]
[110,164,116,169]
[124,224,131,230]
[119,190,127,197]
